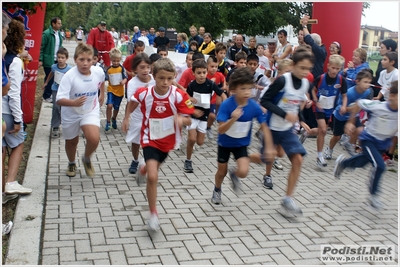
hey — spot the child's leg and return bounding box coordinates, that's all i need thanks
[329,135,341,149]
[196,130,205,146]
[106,104,113,123]
[51,91,61,129]
[65,136,79,162]
[131,143,140,161]
[146,159,161,213]
[387,135,398,159]
[215,162,228,189]
[286,153,303,196]
[235,157,250,178]
[81,125,100,159]
[329,117,346,150]
[207,112,216,129]
[186,129,197,160]
[316,118,327,153]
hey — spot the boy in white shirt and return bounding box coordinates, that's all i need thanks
[56,43,106,178]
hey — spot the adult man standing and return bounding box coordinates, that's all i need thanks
[138,28,150,47]
[188,26,203,46]
[301,15,327,78]
[153,27,169,48]
[131,26,140,44]
[39,17,63,103]
[273,29,293,62]
[110,27,119,47]
[264,38,277,71]
[147,27,156,46]
[87,21,115,68]
[198,26,205,38]
[227,34,249,62]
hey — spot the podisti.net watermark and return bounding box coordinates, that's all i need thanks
[320,245,395,263]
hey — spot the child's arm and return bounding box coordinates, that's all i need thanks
[173,80,186,91]
[344,102,362,135]
[373,90,383,100]
[339,93,348,115]
[260,122,276,163]
[121,100,139,132]
[218,106,243,134]
[43,71,54,89]
[57,96,86,107]
[98,81,105,106]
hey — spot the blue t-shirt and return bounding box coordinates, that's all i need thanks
[217,96,266,147]
[51,63,72,91]
[333,85,373,121]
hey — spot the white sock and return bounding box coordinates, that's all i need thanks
[317,152,323,158]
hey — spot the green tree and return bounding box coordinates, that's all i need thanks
[43,2,66,31]
[65,2,93,33]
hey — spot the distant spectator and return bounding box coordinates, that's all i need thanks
[198,26,205,38]
[86,21,115,67]
[198,33,215,55]
[341,48,370,89]
[188,25,203,46]
[189,40,199,52]
[373,39,398,95]
[153,27,169,48]
[131,26,140,44]
[227,34,249,62]
[175,32,189,53]
[147,27,156,46]
[138,28,150,47]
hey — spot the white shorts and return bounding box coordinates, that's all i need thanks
[125,118,141,144]
[62,111,100,140]
[187,118,207,134]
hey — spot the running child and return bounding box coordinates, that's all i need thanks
[104,48,127,131]
[260,50,314,217]
[324,70,374,159]
[43,47,72,138]
[246,54,270,101]
[125,53,155,175]
[299,54,348,168]
[211,67,275,204]
[184,59,226,173]
[56,43,105,178]
[215,43,230,77]
[121,58,194,231]
[206,55,227,139]
[334,80,398,209]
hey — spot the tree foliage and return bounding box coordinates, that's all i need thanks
[43,2,66,31]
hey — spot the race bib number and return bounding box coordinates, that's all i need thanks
[225,121,251,139]
[109,73,123,86]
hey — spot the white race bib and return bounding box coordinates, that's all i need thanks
[318,95,336,109]
[54,71,64,84]
[193,92,210,109]
[149,115,175,140]
[109,73,123,86]
[73,94,97,114]
[225,121,251,139]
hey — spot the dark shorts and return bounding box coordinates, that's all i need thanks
[106,92,123,110]
[333,116,362,136]
[143,146,169,163]
[217,145,248,163]
[77,38,82,41]
[210,104,216,114]
[271,129,307,157]
[315,112,330,124]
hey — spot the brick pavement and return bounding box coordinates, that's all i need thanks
[8,42,399,265]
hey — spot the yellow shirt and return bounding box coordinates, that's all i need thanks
[105,64,127,97]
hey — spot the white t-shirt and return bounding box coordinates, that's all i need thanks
[56,66,105,123]
[138,36,150,47]
[127,75,155,122]
[175,63,188,83]
[76,29,83,40]
[256,55,270,73]
[378,68,398,100]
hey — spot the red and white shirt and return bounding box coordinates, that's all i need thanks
[132,85,194,152]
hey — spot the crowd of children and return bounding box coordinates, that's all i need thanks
[44,27,397,232]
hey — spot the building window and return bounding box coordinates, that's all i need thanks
[363,31,368,41]
[373,42,377,46]
[374,30,378,36]
[381,31,385,39]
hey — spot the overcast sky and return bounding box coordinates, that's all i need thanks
[361,1,399,31]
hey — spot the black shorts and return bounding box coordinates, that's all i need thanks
[143,146,169,163]
[217,145,248,163]
[333,116,362,136]
[315,112,330,124]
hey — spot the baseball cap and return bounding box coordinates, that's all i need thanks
[100,21,107,26]
[267,38,277,43]
[158,27,165,32]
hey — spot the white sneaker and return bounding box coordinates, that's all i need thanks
[324,147,333,160]
[44,97,53,103]
[316,156,327,168]
[147,213,160,232]
[2,221,13,235]
[5,182,32,195]
[369,195,383,209]
[206,129,214,140]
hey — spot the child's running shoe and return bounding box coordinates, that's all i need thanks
[211,189,222,204]
[281,197,303,217]
[112,118,117,129]
[147,213,160,232]
[263,175,273,189]
[105,122,110,131]
[229,167,242,193]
